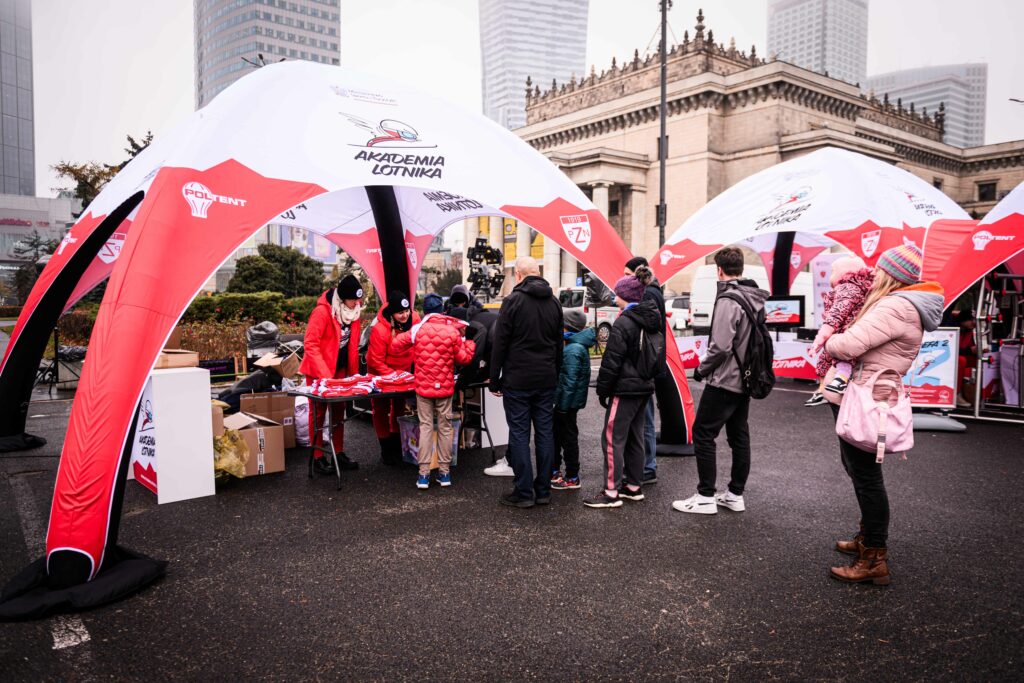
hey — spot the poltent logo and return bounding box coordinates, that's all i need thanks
[343,113,436,149]
[971,230,1014,251]
[182,182,247,219]
[861,229,881,257]
[659,249,686,266]
[560,214,592,251]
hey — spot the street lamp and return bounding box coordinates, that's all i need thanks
[657,0,672,246]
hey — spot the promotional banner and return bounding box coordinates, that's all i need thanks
[129,378,157,494]
[903,328,959,409]
[809,252,845,328]
[676,335,708,369]
[772,340,819,380]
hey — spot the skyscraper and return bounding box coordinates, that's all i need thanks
[865,64,987,148]
[0,0,34,196]
[766,0,868,86]
[194,0,341,109]
[479,0,589,130]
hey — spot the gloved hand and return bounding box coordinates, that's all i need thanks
[598,395,610,409]
[691,368,704,383]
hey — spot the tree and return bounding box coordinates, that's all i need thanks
[431,267,463,296]
[52,131,154,212]
[226,255,283,293]
[12,231,59,302]
[256,243,325,297]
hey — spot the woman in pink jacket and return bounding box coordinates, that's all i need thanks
[823,245,943,587]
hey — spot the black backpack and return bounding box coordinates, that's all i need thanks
[636,326,666,381]
[719,292,775,399]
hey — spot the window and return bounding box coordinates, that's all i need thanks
[608,199,620,216]
[673,297,690,309]
[932,178,943,190]
[977,181,997,202]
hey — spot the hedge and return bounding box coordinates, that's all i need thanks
[0,305,22,318]
[183,291,285,323]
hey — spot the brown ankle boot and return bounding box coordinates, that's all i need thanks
[830,542,891,586]
[835,522,864,555]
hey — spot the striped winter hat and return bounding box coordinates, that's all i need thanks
[876,244,922,285]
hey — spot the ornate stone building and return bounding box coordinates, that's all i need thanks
[479,10,1024,293]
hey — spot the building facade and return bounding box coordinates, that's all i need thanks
[767,0,868,86]
[0,194,79,300]
[0,0,34,196]
[487,10,1024,294]
[479,0,589,130]
[194,0,341,109]
[865,64,988,148]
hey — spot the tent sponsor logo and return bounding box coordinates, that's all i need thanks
[56,233,78,255]
[560,214,591,251]
[755,186,812,231]
[861,229,881,257]
[182,182,247,218]
[280,203,308,221]
[353,150,445,179]
[405,241,418,269]
[659,249,686,266]
[971,230,1014,251]
[139,400,154,433]
[789,252,801,268]
[902,189,942,217]
[97,232,126,264]
[343,113,435,149]
[422,191,483,213]
[331,85,398,107]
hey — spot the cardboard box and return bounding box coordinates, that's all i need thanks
[164,325,184,350]
[155,349,199,369]
[239,393,271,417]
[254,351,300,379]
[223,412,284,476]
[211,403,224,438]
[240,392,297,448]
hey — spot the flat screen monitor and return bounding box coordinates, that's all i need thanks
[764,296,804,327]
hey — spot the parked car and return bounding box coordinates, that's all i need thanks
[559,286,619,346]
[665,294,691,331]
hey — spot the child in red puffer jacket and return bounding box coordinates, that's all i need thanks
[807,256,875,406]
[391,313,475,489]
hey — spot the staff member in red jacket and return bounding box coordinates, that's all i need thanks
[392,312,475,489]
[367,290,419,467]
[300,274,363,474]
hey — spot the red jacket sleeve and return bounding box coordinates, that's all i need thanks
[366,323,391,376]
[391,330,413,358]
[303,307,333,379]
[454,338,476,366]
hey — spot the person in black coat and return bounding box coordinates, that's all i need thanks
[490,257,564,508]
[625,257,667,484]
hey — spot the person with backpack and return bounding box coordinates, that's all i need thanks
[624,256,667,485]
[550,309,596,491]
[584,269,664,509]
[366,290,419,467]
[672,247,769,515]
[823,245,943,586]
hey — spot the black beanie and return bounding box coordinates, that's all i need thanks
[625,256,649,273]
[384,290,411,318]
[336,274,363,300]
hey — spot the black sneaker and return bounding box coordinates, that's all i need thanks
[824,377,848,394]
[336,452,359,471]
[500,493,535,509]
[617,485,645,501]
[535,495,551,506]
[805,392,826,406]
[313,457,335,475]
[642,473,657,485]
[583,492,623,508]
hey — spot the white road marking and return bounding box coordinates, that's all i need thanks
[9,475,94,653]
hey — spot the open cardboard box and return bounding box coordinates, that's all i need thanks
[240,392,296,449]
[223,411,285,476]
[254,350,300,380]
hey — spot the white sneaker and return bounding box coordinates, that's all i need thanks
[671,494,717,515]
[714,491,745,512]
[484,457,514,477]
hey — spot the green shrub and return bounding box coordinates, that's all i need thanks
[57,312,96,345]
[183,291,285,323]
[0,305,23,318]
[281,296,317,324]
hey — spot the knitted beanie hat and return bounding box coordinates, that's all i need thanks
[614,275,645,303]
[876,244,922,285]
[423,293,444,315]
[336,274,364,300]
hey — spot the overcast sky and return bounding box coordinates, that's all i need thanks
[32,0,1024,198]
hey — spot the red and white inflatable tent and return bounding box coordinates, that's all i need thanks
[0,62,696,618]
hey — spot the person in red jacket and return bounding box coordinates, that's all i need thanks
[299,275,363,475]
[367,290,420,467]
[391,312,475,489]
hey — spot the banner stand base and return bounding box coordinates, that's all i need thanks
[0,432,47,453]
[0,546,167,621]
[912,413,967,433]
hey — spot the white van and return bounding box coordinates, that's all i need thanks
[688,264,813,331]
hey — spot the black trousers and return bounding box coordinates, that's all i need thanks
[552,409,580,478]
[829,404,890,548]
[694,384,751,497]
[600,395,647,492]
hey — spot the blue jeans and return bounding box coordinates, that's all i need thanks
[643,395,657,478]
[502,388,556,500]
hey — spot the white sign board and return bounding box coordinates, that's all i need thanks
[902,328,959,409]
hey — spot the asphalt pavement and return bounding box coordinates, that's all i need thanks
[1,383,1022,681]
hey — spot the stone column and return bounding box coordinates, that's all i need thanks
[543,232,561,288]
[462,217,478,283]
[515,220,531,265]
[628,185,648,256]
[561,248,577,288]
[488,216,503,251]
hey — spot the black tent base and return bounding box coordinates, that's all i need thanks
[0,546,167,621]
[656,435,695,456]
[0,432,47,453]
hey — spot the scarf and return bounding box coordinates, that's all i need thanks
[332,290,362,327]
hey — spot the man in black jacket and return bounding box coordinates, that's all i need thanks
[490,256,564,508]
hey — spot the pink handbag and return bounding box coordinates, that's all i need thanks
[835,368,914,463]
